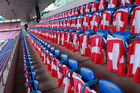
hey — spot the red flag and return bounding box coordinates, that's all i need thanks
[63,66,74,93]
[90,13,100,32]
[51,57,59,78]
[98,0,106,10]
[136,0,140,6]
[72,32,81,52]
[67,18,71,30]
[91,2,97,13]
[107,35,126,76]
[130,6,140,35]
[112,9,129,32]
[83,15,90,31]
[80,33,91,57]
[90,35,105,65]
[71,18,76,29]
[80,6,85,14]
[76,17,83,30]
[127,40,140,84]
[66,32,73,50]
[85,4,90,14]
[108,0,118,8]
[72,73,96,93]
[74,7,79,15]
[46,53,53,71]
[120,0,131,6]
[100,11,112,31]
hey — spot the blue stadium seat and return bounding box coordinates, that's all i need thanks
[58,54,69,71]
[99,79,123,93]
[66,58,80,81]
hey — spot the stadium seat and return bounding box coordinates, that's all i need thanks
[24,72,36,82]
[72,67,98,93]
[99,79,123,93]
[24,80,40,93]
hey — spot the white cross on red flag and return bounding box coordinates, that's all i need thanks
[112,9,129,32]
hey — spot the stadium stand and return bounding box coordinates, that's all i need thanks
[24,0,140,93]
[0,0,140,93]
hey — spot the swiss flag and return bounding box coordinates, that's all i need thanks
[90,35,105,65]
[80,6,85,14]
[98,0,106,10]
[72,72,96,93]
[91,2,97,13]
[107,35,126,76]
[130,6,140,35]
[80,33,91,57]
[60,20,63,29]
[53,31,58,44]
[64,32,69,47]
[57,31,62,45]
[120,0,131,6]
[74,7,79,15]
[90,13,100,32]
[63,19,67,29]
[25,83,33,93]
[63,66,74,93]
[51,57,59,78]
[71,9,75,16]
[127,40,140,84]
[67,18,71,30]
[112,9,129,32]
[46,53,53,71]
[72,32,81,52]
[83,15,90,31]
[61,31,66,47]
[108,0,118,8]
[57,61,64,88]
[85,4,90,14]
[71,18,76,29]
[76,17,83,29]
[100,11,112,31]
[136,0,140,6]
[57,20,60,28]
[66,32,73,50]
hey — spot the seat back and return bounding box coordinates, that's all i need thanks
[99,79,123,93]
[31,72,36,80]
[138,33,140,40]
[61,54,69,63]
[113,31,131,41]
[47,44,51,50]
[50,47,55,54]
[68,58,79,69]
[54,49,61,58]
[33,80,39,90]
[80,67,95,82]
[96,30,109,36]
[85,29,95,36]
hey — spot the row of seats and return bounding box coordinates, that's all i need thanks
[0,22,20,31]
[37,1,140,35]
[22,30,41,93]
[26,30,124,93]
[29,1,140,84]
[40,0,140,22]
[0,31,20,40]
[31,26,140,84]
[0,39,16,71]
